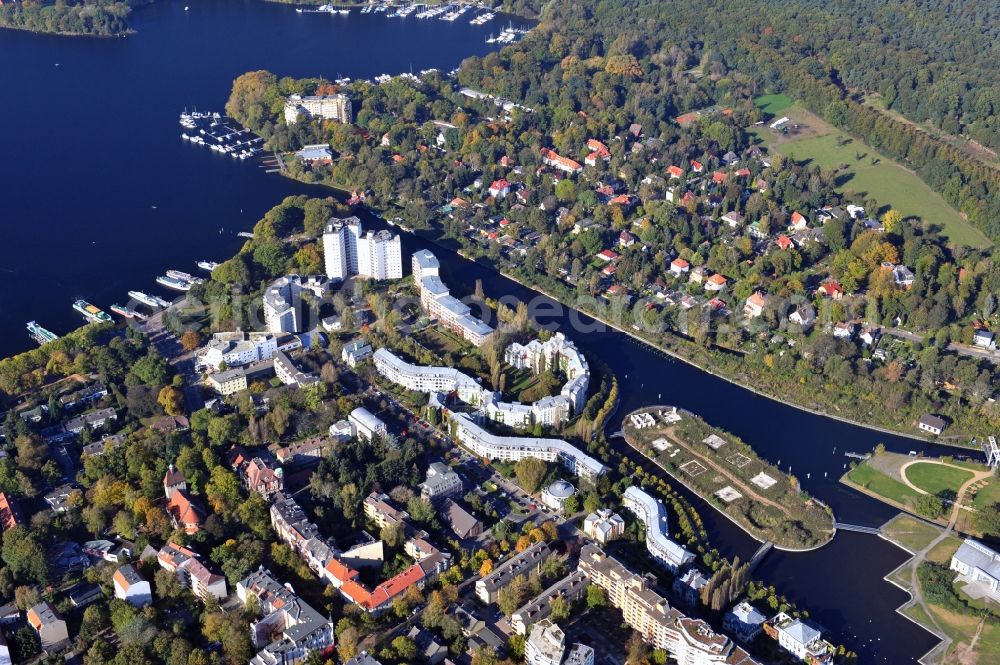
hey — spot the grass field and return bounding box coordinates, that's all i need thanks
[882,514,941,553]
[904,463,975,498]
[753,94,792,117]
[926,535,963,565]
[751,104,992,248]
[846,463,921,506]
[972,477,1000,511]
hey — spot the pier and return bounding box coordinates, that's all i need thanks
[844,451,871,460]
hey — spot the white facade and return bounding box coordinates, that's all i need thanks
[451,412,606,480]
[526,620,594,665]
[623,486,695,571]
[950,538,1000,596]
[769,613,831,663]
[323,217,401,281]
[323,216,363,280]
[412,250,494,346]
[357,230,403,280]
[284,93,352,125]
[200,332,278,370]
[583,509,625,544]
[505,333,590,415]
[263,275,328,334]
[113,564,153,608]
[350,407,387,441]
[373,348,492,404]
[541,480,575,511]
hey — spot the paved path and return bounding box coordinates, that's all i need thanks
[884,327,1000,364]
[897,459,988,502]
[900,467,989,660]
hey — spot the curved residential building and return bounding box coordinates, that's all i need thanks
[505,332,590,415]
[451,412,606,480]
[623,486,694,571]
[373,348,492,405]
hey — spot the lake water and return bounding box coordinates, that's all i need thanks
[0,0,506,355]
[0,1,958,662]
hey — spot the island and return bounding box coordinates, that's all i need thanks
[0,0,150,37]
[622,406,835,550]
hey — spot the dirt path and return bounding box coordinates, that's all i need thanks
[659,426,791,516]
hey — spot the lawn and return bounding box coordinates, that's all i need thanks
[926,535,963,565]
[846,463,921,506]
[881,514,941,553]
[753,93,792,118]
[903,463,974,498]
[752,104,992,248]
[972,476,1000,511]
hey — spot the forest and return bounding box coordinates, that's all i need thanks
[0,0,147,36]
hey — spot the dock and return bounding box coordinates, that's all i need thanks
[844,451,871,461]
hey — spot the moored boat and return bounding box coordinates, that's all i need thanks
[73,300,113,324]
[26,321,59,345]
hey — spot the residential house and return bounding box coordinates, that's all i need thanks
[724,602,767,642]
[442,498,483,539]
[973,330,997,350]
[619,230,636,247]
[776,234,793,251]
[44,485,79,513]
[407,626,448,664]
[540,148,583,174]
[164,466,204,534]
[918,414,946,436]
[243,457,284,497]
[788,306,816,330]
[789,211,808,230]
[596,249,619,262]
[419,462,463,502]
[672,568,708,607]
[667,165,684,179]
[743,292,767,319]
[669,258,690,277]
[0,493,22,531]
[690,159,704,173]
[583,509,625,544]
[705,273,728,292]
[113,564,153,607]
[764,613,833,664]
[860,326,881,347]
[832,322,857,340]
[342,339,373,367]
[689,266,707,285]
[488,179,512,198]
[892,264,916,288]
[721,211,744,228]
[817,281,844,300]
[27,602,69,651]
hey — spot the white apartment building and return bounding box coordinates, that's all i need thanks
[525,620,594,665]
[623,486,695,571]
[157,543,228,602]
[357,230,403,280]
[284,93,352,125]
[505,332,590,414]
[583,509,625,544]
[412,250,494,346]
[323,216,363,280]
[263,275,328,334]
[199,331,278,370]
[350,407,387,441]
[419,462,463,502]
[451,412,606,480]
[238,567,335,665]
[373,348,492,404]
[323,217,401,281]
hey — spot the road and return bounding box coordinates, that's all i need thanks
[140,299,205,413]
[883,327,1000,364]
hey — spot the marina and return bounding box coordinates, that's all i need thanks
[179,111,264,160]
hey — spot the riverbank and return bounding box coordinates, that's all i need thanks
[841,452,996,535]
[620,405,835,551]
[0,0,144,38]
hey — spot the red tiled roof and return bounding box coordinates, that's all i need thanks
[0,493,21,531]
[667,165,684,178]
